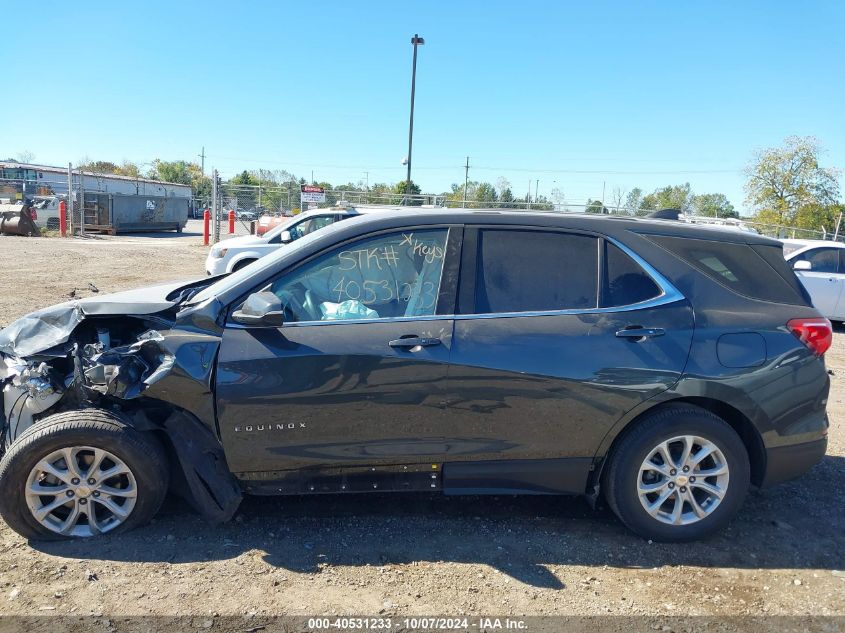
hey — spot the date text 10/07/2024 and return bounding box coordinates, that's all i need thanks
[306,616,528,631]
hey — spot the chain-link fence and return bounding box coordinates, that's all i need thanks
[4,169,844,245]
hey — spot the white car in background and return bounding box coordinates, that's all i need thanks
[783,239,845,321]
[205,206,396,275]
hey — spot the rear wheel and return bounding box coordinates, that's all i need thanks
[0,410,168,540]
[603,404,750,542]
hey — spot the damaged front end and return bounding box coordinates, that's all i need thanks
[0,306,176,446]
[0,281,241,522]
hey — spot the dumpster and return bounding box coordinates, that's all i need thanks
[85,194,189,234]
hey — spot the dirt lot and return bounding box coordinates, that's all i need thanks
[0,233,843,623]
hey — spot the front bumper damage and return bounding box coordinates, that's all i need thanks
[0,285,241,523]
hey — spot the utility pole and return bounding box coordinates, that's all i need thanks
[287,179,292,213]
[462,156,470,208]
[535,180,539,207]
[602,180,606,212]
[198,147,205,177]
[212,169,219,243]
[527,179,532,210]
[67,163,74,235]
[405,34,425,204]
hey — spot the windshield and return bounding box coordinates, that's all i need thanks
[189,216,356,305]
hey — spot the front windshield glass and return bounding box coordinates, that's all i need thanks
[189,216,355,305]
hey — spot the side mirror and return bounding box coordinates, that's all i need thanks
[280,230,293,244]
[793,260,812,271]
[231,291,285,327]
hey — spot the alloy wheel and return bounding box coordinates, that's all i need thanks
[24,446,138,537]
[637,435,730,526]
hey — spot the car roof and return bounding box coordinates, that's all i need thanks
[192,208,782,306]
[327,208,784,245]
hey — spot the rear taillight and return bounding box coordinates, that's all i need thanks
[787,318,833,356]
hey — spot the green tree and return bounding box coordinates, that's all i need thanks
[229,170,256,186]
[641,183,693,213]
[394,180,422,205]
[794,203,845,234]
[149,160,192,185]
[691,193,737,218]
[624,187,645,215]
[117,161,141,178]
[446,181,498,208]
[78,160,120,174]
[76,159,141,177]
[474,182,498,207]
[585,199,609,214]
[745,136,841,225]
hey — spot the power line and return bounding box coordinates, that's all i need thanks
[204,154,742,176]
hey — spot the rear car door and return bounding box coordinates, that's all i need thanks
[216,225,461,476]
[442,227,695,494]
[790,247,844,318]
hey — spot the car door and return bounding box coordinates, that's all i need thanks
[216,225,461,475]
[791,247,843,318]
[442,227,695,494]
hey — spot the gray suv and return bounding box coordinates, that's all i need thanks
[0,210,830,542]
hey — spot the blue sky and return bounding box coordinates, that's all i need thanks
[6,0,844,213]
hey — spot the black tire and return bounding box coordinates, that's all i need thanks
[232,258,256,272]
[0,409,169,540]
[603,404,750,542]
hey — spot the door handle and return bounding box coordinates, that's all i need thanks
[615,327,665,340]
[389,336,441,349]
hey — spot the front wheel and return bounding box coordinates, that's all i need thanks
[603,404,750,542]
[232,258,256,272]
[0,410,169,540]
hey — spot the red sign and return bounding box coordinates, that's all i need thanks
[301,185,324,193]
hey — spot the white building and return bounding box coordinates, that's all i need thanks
[0,161,193,201]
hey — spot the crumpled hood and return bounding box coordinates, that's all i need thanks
[0,278,200,358]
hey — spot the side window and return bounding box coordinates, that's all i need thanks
[602,242,661,307]
[260,228,448,323]
[794,248,840,274]
[645,234,808,305]
[475,230,598,314]
[289,215,336,240]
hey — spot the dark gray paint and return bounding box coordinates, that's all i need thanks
[0,209,831,510]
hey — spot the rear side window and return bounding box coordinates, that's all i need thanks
[602,242,661,307]
[475,230,598,313]
[645,235,810,305]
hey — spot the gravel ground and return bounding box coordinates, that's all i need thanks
[0,233,842,622]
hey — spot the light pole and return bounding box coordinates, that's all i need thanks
[405,33,424,204]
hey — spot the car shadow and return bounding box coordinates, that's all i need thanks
[31,454,845,589]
